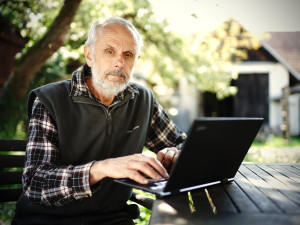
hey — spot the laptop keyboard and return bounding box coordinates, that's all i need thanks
[147,179,167,190]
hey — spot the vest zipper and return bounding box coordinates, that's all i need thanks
[107,111,112,153]
[106,94,134,155]
[73,94,134,156]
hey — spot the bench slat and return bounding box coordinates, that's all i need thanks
[0,139,27,152]
[0,171,23,185]
[0,189,23,202]
[0,155,25,168]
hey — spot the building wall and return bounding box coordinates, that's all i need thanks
[178,78,199,123]
[233,62,299,135]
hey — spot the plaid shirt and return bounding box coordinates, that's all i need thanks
[23,65,187,207]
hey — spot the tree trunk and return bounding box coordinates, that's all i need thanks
[0,0,82,137]
[10,0,82,99]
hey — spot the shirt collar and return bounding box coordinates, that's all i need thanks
[70,64,139,102]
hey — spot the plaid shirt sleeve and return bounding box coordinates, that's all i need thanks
[145,99,187,153]
[22,97,94,207]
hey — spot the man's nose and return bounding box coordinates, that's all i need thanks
[115,55,124,68]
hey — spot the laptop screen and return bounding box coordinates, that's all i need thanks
[164,117,264,192]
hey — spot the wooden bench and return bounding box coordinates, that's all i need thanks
[0,139,153,210]
[0,139,26,202]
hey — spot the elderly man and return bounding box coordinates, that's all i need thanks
[12,17,186,225]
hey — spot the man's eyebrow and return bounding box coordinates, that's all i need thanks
[104,44,136,54]
[104,44,115,49]
[125,50,135,54]
[125,47,137,54]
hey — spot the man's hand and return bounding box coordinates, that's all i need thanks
[89,154,169,186]
[157,147,180,171]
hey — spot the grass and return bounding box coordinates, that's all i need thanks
[246,135,300,163]
[253,135,300,147]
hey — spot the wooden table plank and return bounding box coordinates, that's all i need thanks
[235,167,281,213]
[248,164,300,209]
[191,189,215,215]
[243,165,300,213]
[270,165,300,183]
[205,184,238,214]
[223,180,260,213]
[293,164,300,170]
[282,165,300,177]
[149,193,192,225]
[258,164,300,194]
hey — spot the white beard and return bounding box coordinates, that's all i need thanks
[91,63,129,96]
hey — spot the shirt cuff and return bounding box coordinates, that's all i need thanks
[71,161,95,200]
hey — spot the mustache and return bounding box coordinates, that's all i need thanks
[105,70,126,78]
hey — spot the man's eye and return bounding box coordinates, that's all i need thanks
[106,50,114,54]
[125,52,133,58]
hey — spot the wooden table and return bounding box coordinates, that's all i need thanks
[149,163,300,225]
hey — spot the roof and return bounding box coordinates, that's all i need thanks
[261,32,300,81]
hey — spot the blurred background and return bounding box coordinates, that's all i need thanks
[0,0,300,223]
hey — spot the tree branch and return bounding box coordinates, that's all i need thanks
[10,0,82,99]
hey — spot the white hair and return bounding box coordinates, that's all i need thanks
[85,17,143,57]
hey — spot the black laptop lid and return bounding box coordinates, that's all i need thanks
[164,117,263,192]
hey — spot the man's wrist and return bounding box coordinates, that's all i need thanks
[89,160,107,185]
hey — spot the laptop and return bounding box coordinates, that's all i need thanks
[115,117,264,197]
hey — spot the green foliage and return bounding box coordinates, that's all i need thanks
[253,135,300,147]
[29,52,68,89]
[0,84,28,138]
[0,52,67,138]
[207,18,261,62]
[0,202,16,224]
[0,0,63,42]
[134,206,151,225]
[131,189,155,225]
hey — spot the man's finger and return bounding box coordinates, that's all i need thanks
[130,154,169,180]
[127,169,150,184]
[162,150,174,168]
[157,149,168,163]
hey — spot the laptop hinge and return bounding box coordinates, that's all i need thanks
[221,178,229,184]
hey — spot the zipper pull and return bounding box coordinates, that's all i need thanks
[107,112,112,136]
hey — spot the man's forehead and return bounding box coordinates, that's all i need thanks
[97,23,137,50]
[100,23,135,40]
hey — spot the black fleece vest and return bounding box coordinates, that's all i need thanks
[17,80,154,217]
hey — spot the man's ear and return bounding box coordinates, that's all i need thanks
[84,45,93,67]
